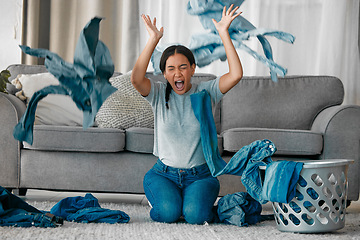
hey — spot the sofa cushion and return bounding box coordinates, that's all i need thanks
[125,127,224,155]
[220,76,344,132]
[23,125,125,152]
[96,72,154,130]
[125,127,154,153]
[11,72,84,126]
[222,128,323,155]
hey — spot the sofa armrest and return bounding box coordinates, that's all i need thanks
[0,92,26,188]
[311,105,360,200]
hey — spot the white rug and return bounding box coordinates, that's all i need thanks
[0,200,359,240]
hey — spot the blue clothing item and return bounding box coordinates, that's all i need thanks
[182,0,295,82]
[143,159,220,224]
[190,90,275,204]
[217,192,262,227]
[13,17,117,145]
[262,160,304,203]
[50,193,130,224]
[0,186,63,228]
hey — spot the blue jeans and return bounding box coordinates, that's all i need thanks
[143,159,220,224]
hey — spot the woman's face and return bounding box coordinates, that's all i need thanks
[163,53,195,95]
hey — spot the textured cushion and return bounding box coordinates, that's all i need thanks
[11,72,83,126]
[96,72,154,130]
[220,76,344,132]
[23,125,125,152]
[222,128,323,155]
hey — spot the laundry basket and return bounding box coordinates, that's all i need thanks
[271,159,353,233]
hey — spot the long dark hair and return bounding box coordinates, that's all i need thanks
[159,45,196,109]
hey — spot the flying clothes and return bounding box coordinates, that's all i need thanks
[151,0,295,82]
[13,17,117,145]
[187,0,295,82]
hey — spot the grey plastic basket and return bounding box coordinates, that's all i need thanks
[271,159,354,233]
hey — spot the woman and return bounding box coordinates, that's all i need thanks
[131,4,243,224]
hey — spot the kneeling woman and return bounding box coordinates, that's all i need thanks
[131,5,243,224]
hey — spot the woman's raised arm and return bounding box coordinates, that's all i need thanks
[212,5,243,94]
[131,15,164,97]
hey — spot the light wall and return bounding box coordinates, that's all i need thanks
[0,0,23,71]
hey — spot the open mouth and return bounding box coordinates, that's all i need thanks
[174,80,185,91]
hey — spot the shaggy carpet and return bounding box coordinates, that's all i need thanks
[0,200,359,240]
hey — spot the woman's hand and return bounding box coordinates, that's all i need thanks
[212,4,242,34]
[142,14,164,41]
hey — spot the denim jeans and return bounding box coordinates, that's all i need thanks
[143,159,220,224]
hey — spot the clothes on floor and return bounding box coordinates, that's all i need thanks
[143,159,220,224]
[50,193,130,224]
[13,17,117,145]
[217,192,262,227]
[0,186,63,228]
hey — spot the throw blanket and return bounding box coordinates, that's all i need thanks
[13,17,117,145]
[50,193,130,224]
[0,186,63,228]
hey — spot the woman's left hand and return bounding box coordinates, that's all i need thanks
[212,4,242,34]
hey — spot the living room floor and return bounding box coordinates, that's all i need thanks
[20,189,360,214]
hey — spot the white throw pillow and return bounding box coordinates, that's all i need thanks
[12,72,83,126]
[95,72,154,130]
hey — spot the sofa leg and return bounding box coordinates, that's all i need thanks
[12,188,28,196]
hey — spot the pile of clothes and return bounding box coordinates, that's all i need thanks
[0,186,129,228]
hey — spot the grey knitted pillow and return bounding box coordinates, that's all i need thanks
[95,72,154,130]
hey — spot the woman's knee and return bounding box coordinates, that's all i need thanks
[183,205,214,225]
[150,201,182,223]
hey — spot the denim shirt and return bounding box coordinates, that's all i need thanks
[186,0,295,82]
[50,193,130,224]
[0,186,63,227]
[13,17,117,145]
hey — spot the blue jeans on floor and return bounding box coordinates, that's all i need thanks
[143,159,220,224]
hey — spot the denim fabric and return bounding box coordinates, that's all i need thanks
[13,17,117,145]
[0,186,63,228]
[50,193,130,224]
[217,192,262,227]
[143,159,220,224]
[262,160,304,203]
[185,0,295,82]
[191,90,275,204]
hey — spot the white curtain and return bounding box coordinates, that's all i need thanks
[23,0,140,73]
[23,0,360,105]
[138,0,360,105]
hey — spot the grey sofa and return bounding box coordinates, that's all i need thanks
[1,64,360,202]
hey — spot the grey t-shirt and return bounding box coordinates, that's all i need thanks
[145,77,223,168]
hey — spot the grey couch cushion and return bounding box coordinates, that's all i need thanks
[220,76,344,132]
[125,127,224,155]
[125,127,154,153]
[23,125,125,152]
[222,128,323,155]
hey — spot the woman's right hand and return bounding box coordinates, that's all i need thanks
[142,14,164,41]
